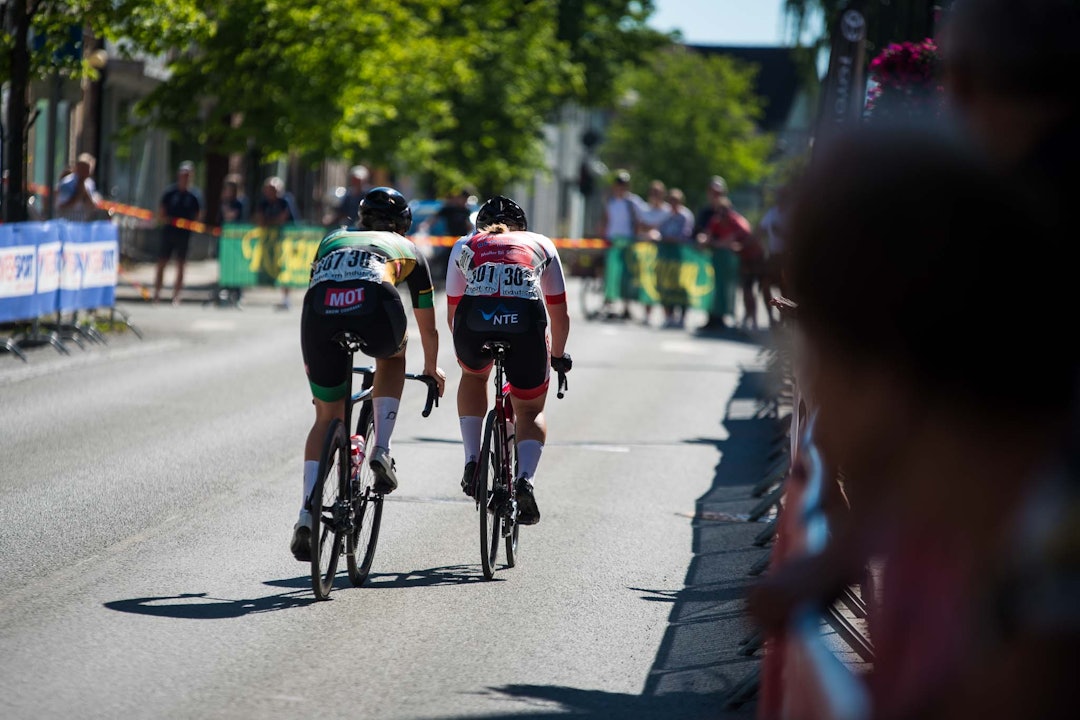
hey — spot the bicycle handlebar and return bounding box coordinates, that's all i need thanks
[351,366,440,417]
[556,369,568,399]
[413,374,440,417]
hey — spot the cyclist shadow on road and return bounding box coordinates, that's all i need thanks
[103,587,317,619]
[364,564,490,588]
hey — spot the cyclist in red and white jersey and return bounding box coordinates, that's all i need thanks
[445,196,571,525]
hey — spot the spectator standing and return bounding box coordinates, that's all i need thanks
[55,153,102,221]
[656,187,695,328]
[637,179,671,326]
[220,173,247,223]
[254,176,297,310]
[154,161,204,305]
[598,169,647,320]
[694,175,751,331]
[757,184,790,325]
[321,164,369,228]
[420,189,474,238]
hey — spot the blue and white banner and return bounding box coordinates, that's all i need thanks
[1,222,58,321]
[58,221,118,312]
[0,220,118,323]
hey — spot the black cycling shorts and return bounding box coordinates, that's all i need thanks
[453,296,549,400]
[158,231,191,261]
[301,280,407,402]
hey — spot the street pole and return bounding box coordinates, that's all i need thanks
[2,0,30,223]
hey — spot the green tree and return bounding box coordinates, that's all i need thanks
[556,0,671,106]
[2,0,208,221]
[601,46,774,208]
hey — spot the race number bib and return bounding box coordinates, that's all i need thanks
[466,262,539,299]
[310,249,385,286]
[498,264,539,299]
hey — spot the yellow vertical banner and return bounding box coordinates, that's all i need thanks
[219,224,324,288]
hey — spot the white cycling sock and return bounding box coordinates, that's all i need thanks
[373,396,400,451]
[516,440,543,482]
[302,460,319,510]
[460,416,482,463]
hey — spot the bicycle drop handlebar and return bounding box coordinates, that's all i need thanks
[351,366,441,417]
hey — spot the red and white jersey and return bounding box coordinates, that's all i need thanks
[445,230,567,305]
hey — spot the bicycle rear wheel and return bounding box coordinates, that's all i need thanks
[347,405,383,587]
[311,419,348,600]
[478,409,504,580]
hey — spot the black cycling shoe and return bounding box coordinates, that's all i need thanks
[290,510,313,562]
[369,447,398,494]
[514,477,540,525]
[461,460,478,499]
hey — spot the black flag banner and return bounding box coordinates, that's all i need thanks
[814,1,869,151]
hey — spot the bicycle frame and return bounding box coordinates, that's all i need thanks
[484,343,517,526]
[308,331,438,598]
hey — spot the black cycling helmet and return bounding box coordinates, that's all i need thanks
[359,186,413,234]
[476,195,527,232]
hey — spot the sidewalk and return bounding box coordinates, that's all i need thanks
[115,258,283,307]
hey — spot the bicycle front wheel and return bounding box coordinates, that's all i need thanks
[347,404,383,587]
[504,436,519,568]
[312,419,348,600]
[478,409,504,580]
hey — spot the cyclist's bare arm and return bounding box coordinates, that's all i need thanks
[412,306,445,395]
[547,301,569,358]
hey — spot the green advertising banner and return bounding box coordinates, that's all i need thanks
[218,224,325,289]
[602,239,737,314]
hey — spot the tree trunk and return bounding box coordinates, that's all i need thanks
[3,0,31,223]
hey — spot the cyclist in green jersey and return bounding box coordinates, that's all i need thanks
[291,187,446,561]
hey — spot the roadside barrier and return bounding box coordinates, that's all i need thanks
[0,219,139,361]
[723,297,874,719]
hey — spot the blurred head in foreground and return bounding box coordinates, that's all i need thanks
[785,124,1075,484]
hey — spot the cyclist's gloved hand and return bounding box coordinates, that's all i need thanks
[551,353,572,374]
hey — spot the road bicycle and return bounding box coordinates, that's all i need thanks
[308,331,440,600]
[474,341,568,580]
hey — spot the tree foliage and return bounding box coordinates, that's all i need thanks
[134,0,670,195]
[601,47,775,208]
[2,0,207,221]
[3,0,669,220]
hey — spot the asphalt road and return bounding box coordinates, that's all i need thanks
[0,279,781,719]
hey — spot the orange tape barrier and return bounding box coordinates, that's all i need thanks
[23,183,609,248]
[27,183,221,236]
[421,235,610,249]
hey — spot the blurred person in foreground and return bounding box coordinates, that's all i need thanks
[747,124,1077,719]
[939,0,1079,234]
